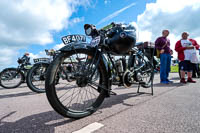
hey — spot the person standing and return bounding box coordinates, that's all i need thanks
[175,32,199,83]
[155,30,173,84]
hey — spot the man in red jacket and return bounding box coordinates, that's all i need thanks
[175,32,199,83]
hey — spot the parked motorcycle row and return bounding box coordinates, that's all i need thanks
[0,22,160,119]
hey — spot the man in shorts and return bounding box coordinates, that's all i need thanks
[175,32,199,83]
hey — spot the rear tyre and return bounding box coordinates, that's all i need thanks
[140,58,154,88]
[135,56,154,88]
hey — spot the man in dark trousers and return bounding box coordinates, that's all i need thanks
[155,30,173,84]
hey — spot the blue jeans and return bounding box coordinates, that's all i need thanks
[160,53,171,82]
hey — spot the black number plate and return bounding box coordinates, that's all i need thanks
[62,35,86,45]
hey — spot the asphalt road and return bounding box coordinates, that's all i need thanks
[0,73,200,133]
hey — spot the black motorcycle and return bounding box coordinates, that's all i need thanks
[26,49,75,93]
[45,22,154,118]
[0,58,32,89]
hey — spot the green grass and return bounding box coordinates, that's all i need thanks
[171,65,179,73]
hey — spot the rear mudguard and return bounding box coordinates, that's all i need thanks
[60,43,112,97]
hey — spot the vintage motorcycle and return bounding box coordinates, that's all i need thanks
[45,22,154,118]
[0,57,32,89]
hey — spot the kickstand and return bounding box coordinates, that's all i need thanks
[151,80,154,95]
[137,84,140,93]
[137,82,154,95]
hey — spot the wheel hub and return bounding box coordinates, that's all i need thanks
[76,76,88,87]
[123,70,133,88]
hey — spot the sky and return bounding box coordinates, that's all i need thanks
[1,0,200,71]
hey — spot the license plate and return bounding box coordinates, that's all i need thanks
[62,35,86,45]
[33,58,50,63]
[90,36,101,46]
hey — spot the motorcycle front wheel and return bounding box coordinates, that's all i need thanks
[0,68,24,89]
[45,48,108,118]
[26,63,49,93]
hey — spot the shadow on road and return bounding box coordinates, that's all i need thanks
[100,92,150,109]
[0,91,38,99]
[153,82,186,87]
[0,92,150,132]
[0,110,75,133]
[169,77,180,80]
[0,84,27,90]
[0,85,77,100]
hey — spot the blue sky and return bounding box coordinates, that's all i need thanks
[1,0,200,71]
[26,0,155,53]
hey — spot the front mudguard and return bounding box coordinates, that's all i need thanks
[60,43,112,97]
[59,42,89,52]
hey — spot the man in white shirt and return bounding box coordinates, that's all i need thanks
[175,32,200,83]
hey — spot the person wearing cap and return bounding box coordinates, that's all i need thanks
[155,30,173,84]
[175,32,200,83]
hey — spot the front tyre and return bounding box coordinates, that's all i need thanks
[45,48,108,118]
[0,68,23,89]
[26,63,49,93]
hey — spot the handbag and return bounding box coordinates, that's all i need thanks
[156,41,168,58]
[156,49,161,58]
[190,48,200,64]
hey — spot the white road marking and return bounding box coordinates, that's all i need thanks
[72,122,104,133]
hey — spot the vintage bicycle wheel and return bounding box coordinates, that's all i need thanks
[45,48,109,118]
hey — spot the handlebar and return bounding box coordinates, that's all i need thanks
[84,22,117,37]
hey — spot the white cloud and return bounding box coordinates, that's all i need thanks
[29,51,48,60]
[137,30,152,42]
[0,0,90,47]
[0,0,91,70]
[0,49,19,66]
[104,0,111,5]
[136,0,200,59]
[29,51,49,64]
[0,48,19,71]
[71,17,85,24]
[53,43,65,50]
